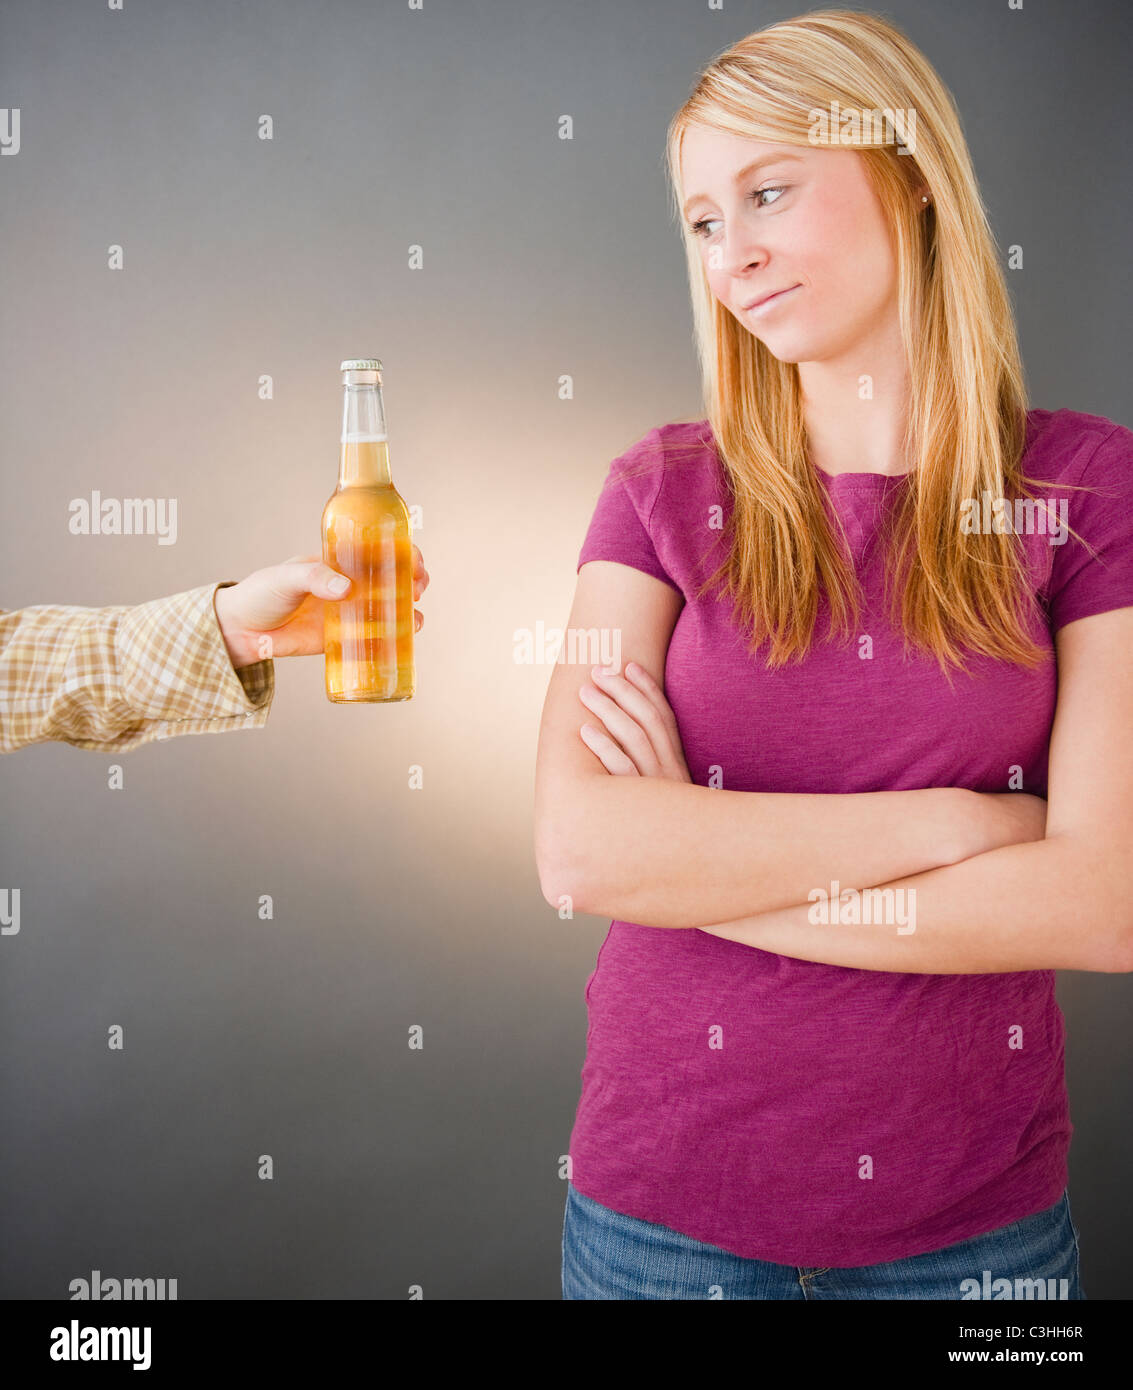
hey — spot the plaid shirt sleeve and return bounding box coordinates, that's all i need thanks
[0,580,275,754]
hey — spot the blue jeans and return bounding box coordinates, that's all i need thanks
[561,1182,1084,1300]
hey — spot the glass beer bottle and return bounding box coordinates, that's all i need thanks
[322,358,415,702]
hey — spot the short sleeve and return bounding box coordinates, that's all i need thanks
[577,428,682,594]
[1046,422,1133,632]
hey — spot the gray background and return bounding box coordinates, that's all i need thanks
[1,0,1130,1299]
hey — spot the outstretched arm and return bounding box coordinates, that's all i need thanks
[0,584,273,754]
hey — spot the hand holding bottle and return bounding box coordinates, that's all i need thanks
[214,549,428,669]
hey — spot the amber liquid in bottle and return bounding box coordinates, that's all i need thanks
[322,364,415,702]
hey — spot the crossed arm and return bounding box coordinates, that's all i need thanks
[533,562,1133,975]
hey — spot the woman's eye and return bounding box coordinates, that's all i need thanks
[688,216,719,238]
[753,185,786,208]
[688,186,787,239]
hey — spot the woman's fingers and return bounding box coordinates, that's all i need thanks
[576,658,691,782]
[578,679,661,774]
[624,664,691,779]
[588,664,686,778]
[579,722,640,776]
[622,662,681,739]
[621,662,691,779]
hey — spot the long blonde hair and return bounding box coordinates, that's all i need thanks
[664,8,1060,674]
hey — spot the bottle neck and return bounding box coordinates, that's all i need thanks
[339,383,391,486]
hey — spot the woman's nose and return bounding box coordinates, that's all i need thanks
[718,234,767,280]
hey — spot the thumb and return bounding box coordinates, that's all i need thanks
[274,558,351,598]
[318,566,352,596]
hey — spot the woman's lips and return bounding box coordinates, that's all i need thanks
[743,285,800,317]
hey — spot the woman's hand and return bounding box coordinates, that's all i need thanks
[578,661,692,781]
[214,547,429,668]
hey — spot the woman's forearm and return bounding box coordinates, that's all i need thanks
[550,777,1015,928]
[697,832,1133,974]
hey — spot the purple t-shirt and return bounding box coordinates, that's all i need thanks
[570,407,1133,1267]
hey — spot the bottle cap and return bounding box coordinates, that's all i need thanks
[340,358,383,372]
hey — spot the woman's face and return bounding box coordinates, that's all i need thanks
[679,126,900,366]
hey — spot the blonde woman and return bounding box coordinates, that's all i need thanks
[535,8,1133,1300]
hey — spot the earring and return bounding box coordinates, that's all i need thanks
[921,195,929,203]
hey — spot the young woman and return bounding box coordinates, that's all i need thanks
[534,8,1133,1300]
